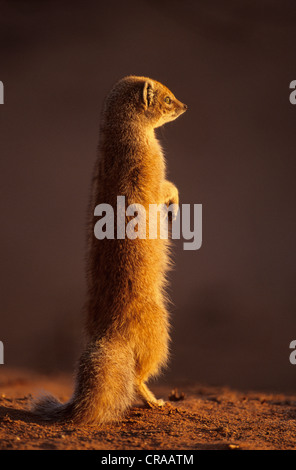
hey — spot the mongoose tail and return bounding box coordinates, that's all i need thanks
[32,338,135,424]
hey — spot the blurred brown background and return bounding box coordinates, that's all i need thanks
[0,0,295,393]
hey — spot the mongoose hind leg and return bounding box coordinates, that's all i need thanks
[137,380,165,408]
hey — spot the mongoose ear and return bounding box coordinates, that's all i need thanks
[143,81,154,108]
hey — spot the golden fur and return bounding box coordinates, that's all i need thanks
[32,76,187,424]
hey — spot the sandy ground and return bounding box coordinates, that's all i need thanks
[0,368,295,450]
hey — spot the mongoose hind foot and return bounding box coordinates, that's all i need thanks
[137,380,166,408]
[145,398,166,409]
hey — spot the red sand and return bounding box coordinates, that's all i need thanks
[0,368,295,450]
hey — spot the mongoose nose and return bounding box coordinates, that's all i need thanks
[183,103,188,110]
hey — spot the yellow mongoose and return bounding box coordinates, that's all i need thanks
[32,76,187,424]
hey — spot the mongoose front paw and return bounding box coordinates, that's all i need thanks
[167,203,179,222]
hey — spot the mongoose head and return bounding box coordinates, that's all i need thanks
[103,76,187,129]
[141,76,188,128]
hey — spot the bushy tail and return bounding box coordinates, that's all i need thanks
[31,337,136,424]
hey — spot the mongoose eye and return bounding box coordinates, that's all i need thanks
[164,96,172,105]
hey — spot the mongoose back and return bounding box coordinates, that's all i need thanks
[32,75,187,424]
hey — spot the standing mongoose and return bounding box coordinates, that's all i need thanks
[32,75,187,424]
